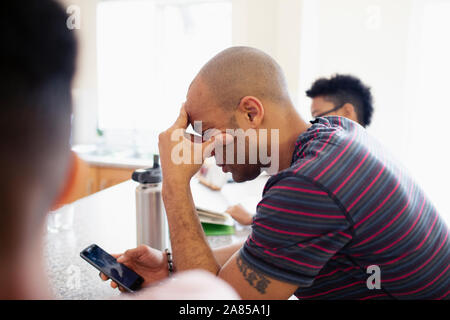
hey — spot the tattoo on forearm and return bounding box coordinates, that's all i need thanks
[236,255,271,294]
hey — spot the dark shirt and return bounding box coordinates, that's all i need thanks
[241,116,449,299]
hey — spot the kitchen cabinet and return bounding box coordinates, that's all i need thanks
[71,146,152,201]
[86,166,99,196]
[73,164,136,201]
[82,166,135,197]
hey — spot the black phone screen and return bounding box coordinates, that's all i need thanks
[80,244,144,292]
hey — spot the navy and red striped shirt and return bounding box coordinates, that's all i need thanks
[240,116,449,299]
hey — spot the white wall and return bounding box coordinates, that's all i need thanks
[298,0,414,155]
[232,0,303,106]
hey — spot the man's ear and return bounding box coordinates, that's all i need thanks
[237,96,264,128]
[342,103,358,123]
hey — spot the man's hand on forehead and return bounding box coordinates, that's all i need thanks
[170,104,189,130]
[182,107,231,145]
[158,104,234,184]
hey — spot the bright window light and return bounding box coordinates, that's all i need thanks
[298,0,450,224]
[403,0,450,224]
[97,0,232,148]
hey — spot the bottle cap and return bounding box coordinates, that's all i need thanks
[132,154,162,184]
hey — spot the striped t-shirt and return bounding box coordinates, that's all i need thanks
[240,116,449,299]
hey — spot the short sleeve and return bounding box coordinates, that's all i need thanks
[240,175,352,288]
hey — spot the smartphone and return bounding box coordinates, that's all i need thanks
[80,244,144,292]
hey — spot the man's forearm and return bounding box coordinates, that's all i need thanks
[162,182,221,275]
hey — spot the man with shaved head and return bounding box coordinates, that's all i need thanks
[199,46,291,109]
[184,47,304,183]
[111,47,449,300]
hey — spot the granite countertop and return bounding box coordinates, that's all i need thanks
[44,177,268,300]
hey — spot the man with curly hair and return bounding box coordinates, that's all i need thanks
[307,74,374,128]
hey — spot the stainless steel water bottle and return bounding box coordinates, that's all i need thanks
[132,155,169,251]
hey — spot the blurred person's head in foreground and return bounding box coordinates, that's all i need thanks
[306,74,374,127]
[0,0,240,301]
[0,0,77,298]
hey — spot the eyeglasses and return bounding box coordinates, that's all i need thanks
[313,103,345,119]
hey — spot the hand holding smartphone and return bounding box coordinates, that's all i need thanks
[80,244,144,292]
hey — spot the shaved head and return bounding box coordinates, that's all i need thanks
[184,46,302,183]
[196,46,292,110]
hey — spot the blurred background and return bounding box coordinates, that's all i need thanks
[61,0,450,223]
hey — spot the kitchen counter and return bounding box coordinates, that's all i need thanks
[72,144,154,169]
[44,176,268,299]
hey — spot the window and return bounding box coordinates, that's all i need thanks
[298,0,450,223]
[97,0,232,149]
[402,0,450,223]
